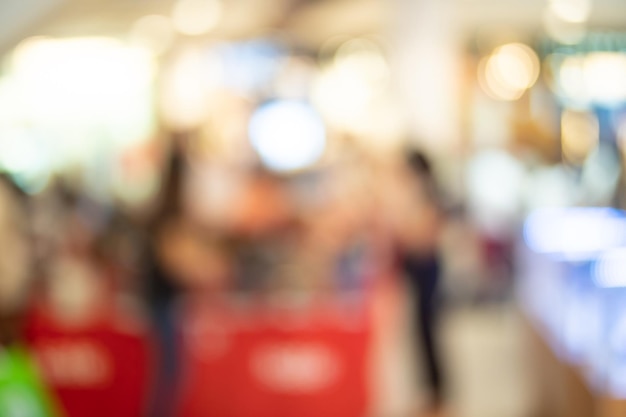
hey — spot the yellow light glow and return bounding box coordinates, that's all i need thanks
[491,43,540,90]
[334,39,389,87]
[478,56,524,101]
[129,14,175,55]
[478,43,540,101]
[549,0,592,23]
[172,0,222,36]
[561,110,598,164]
[311,39,388,131]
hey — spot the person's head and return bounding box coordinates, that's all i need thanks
[404,148,432,178]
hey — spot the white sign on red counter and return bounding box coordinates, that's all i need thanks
[25,304,153,417]
[175,296,372,417]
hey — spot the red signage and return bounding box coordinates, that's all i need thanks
[175,298,372,417]
[25,306,153,417]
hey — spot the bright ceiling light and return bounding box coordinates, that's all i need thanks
[312,38,388,131]
[549,0,592,23]
[478,56,524,101]
[1,36,156,197]
[334,39,389,88]
[584,52,626,106]
[172,0,222,36]
[491,43,540,90]
[8,36,155,144]
[248,100,326,173]
[478,43,540,101]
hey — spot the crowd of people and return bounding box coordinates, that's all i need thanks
[0,134,449,417]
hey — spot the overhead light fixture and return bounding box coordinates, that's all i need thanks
[478,43,540,101]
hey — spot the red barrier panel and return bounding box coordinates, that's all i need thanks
[25,306,153,417]
[175,297,372,417]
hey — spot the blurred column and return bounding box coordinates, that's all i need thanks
[388,0,461,154]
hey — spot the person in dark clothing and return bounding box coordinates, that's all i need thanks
[402,253,444,405]
[397,150,446,413]
[141,140,187,417]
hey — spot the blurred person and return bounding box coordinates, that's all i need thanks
[0,174,62,417]
[142,136,236,417]
[30,192,123,326]
[155,218,234,298]
[393,150,447,416]
[141,141,186,417]
[25,198,153,417]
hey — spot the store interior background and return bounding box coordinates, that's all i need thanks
[2,1,626,417]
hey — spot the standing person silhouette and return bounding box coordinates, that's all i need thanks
[142,139,187,417]
[395,150,446,416]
